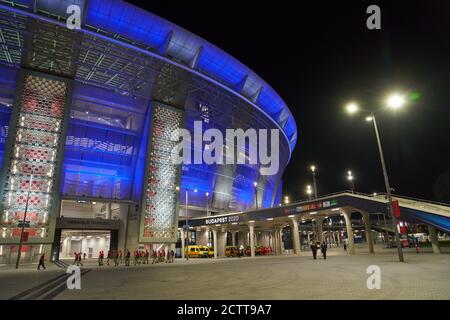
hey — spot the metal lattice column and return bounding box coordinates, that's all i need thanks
[0,70,73,245]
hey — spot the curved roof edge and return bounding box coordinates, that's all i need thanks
[85,0,298,151]
[0,0,298,152]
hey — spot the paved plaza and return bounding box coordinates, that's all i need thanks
[1,245,449,300]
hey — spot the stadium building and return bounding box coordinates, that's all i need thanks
[0,0,297,263]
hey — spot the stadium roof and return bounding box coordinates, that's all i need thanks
[0,0,298,152]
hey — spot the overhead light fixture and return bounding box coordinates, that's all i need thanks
[345,102,359,114]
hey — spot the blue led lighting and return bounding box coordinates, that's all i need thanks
[196,43,248,88]
[6,0,32,8]
[403,210,450,233]
[131,100,152,202]
[86,0,171,52]
[85,0,297,151]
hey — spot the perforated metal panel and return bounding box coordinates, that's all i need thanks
[139,103,183,243]
[0,72,70,244]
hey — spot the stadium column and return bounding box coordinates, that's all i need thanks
[270,232,274,251]
[212,228,218,259]
[341,208,355,255]
[180,229,185,259]
[316,217,324,243]
[362,212,374,253]
[279,227,285,253]
[0,70,73,263]
[249,223,255,258]
[138,102,184,255]
[428,225,441,254]
[290,216,301,254]
[199,228,211,246]
[276,229,280,253]
[218,228,227,257]
[272,230,277,254]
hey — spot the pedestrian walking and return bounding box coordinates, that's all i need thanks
[114,250,119,267]
[107,250,110,266]
[98,251,103,266]
[321,242,328,260]
[37,253,46,270]
[170,250,175,263]
[83,252,86,260]
[145,250,149,264]
[152,250,157,264]
[125,249,130,266]
[77,252,83,266]
[310,241,317,260]
[118,250,123,264]
[73,252,78,265]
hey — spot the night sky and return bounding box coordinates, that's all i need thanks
[127,0,450,202]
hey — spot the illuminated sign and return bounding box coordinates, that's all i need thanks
[205,215,239,225]
[284,200,338,214]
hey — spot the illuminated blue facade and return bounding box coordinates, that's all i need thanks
[0,0,297,217]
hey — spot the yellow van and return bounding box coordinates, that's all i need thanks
[185,245,209,258]
[201,246,214,258]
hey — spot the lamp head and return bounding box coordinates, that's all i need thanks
[345,102,359,114]
[386,93,406,110]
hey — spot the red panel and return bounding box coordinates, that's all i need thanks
[392,200,401,218]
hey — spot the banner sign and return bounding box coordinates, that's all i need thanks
[284,199,338,214]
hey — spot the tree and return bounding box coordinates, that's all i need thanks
[433,170,450,204]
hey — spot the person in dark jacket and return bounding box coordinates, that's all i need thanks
[125,250,131,266]
[310,242,318,260]
[37,253,46,270]
[321,242,328,260]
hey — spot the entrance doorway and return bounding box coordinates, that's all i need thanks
[59,229,111,260]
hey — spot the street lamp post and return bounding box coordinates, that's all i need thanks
[253,182,258,209]
[345,94,406,262]
[312,219,317,242]
[206,192,210,217]
[328,217,332,245]
[16,168,35,269]
[310,166,318,199]
[369,114,404,262]
[184,188,197,260]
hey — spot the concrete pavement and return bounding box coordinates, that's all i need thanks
[1,246,449,300]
